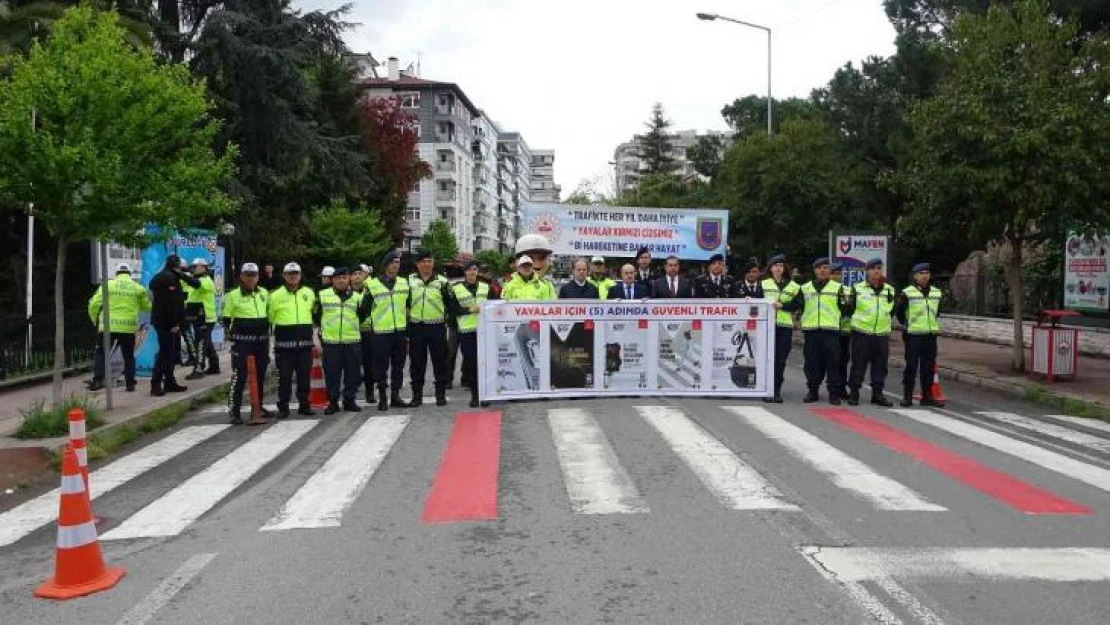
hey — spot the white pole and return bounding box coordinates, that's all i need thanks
[101,242,114,410]
[25,109,35,367]
[766,29,773,135]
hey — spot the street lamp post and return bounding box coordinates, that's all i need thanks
[696,12,773,135]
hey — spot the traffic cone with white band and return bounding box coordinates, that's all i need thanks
[67,407,98,523]
[309,346,329,409]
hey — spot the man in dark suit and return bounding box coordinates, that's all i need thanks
[730,257,764,298]
[692,253,732,298]
[608,264,649,300]
[651,255,691,298]
[634,247,655,291]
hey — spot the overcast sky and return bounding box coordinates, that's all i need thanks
[303,0,897,195]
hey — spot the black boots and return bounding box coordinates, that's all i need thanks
[829,392,843,406]
[325,401,340,416]
[469,387,479,408]
[343,400,361,413]
[409,386,423,408]
[803,389,819,403]
[871,391,894,407]
[920,394,946,408]
[435,387,447,407]
[391,390,408,408]
[847,388,860,406]
[297,406,316,416]
[900,387,914,407]
[377,387,389,412]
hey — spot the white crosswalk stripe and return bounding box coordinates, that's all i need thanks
[976,411,1110,453]
[547,408,648,514]
[1042,414,1110,435]
[804,546,1110,582]
[261,416,410,531]
[0,425,228,547]
[102,421,318,540]
[892,409,1110,493]
[635,405,798,511]
[726,406,946,511]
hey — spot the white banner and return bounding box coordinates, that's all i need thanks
[477,299,776,400]
[1064,231,1109,313]
[831,233,890,287]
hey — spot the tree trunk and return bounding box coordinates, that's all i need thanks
[1006,238,1026,372]
[51,235,67,408]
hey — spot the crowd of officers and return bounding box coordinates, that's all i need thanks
[86,233,945,422]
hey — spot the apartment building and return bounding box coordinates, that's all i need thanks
[530,150,560,203]
[471,112,500,252]
[613,129,730,194]
[496,132,533,255]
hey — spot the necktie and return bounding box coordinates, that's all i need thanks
[670,278,676,297]
[626,285,631,299]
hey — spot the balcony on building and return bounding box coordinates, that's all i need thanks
[435,121,455,144]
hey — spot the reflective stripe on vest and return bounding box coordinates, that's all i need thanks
[409,274,447,323]
[904,285,942,334]
[367,278,409,333]
[318,289,363,343]
[452,282,489,333]
[850,282,895,335]
[800,280,842,331]
[762,278,799,328]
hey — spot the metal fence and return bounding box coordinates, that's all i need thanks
[0,312,97,382]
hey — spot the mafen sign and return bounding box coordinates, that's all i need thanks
[523,203,729,261]
[831,233,890,287]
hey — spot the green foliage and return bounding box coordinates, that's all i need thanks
[16,395,104,439]
[617,173,714,209]
[563,179,612,206]
[420,219,460,267]
[633,103,678,175]
[685,134,726,179]
[307,199,391,267]
[474,249,510,275]
[721,95,817,139]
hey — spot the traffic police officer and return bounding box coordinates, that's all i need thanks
[842,259,896,407]
[269,262,317,418]
[351,263,376,402]
[185,258,219,380]
[502,255,556,300]
[588,256,615,300]
[86,263,150,392]
[760,254,800,403]
[408,250,452,407]
[452,260,494,407]
[784,257,845,405]
[829,264,853,391]
[729,257,763,298]
[315,267,365,414]
[692,253,732,298]
[365,252,411,411]
[895,262,945,407]
[223,263,270,425]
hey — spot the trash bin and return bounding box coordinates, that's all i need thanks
[1030,310,1081,382]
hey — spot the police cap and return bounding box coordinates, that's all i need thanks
[913,262,931,273]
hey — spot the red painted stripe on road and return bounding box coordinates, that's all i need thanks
[812,408,1091,515]
[422,412,502,523]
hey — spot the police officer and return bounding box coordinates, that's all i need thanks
[87,263,149,392]
[502,255,556,300]
[408,250,452,407]
[692,253,732,298]
[184,258,219,380]
[452,260,495,407]
[351,263,375,402]
[149,254,197,396]
[318,266,335,293]
[314,267,365,414]
[634,247,655,292]
[223,263,270,425]
[829,264,853,391]
[784,258,845,405]
[269,262,317,418]
[842,259,896,407]
[895,262,945,407]
[730,257,763,298]
[760,254,800,403]
[365,252,411,411]
[587,256,615,300]
[515,233,555,280]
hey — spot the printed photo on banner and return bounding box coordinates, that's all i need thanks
[657,320,702,390]
[549,321,594,390]
[601,320,650,391]
[495,321,540,393]
[1064,231,1109,313]
[708,321,760,390]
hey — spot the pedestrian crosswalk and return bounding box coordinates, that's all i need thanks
[3,403,1110,546]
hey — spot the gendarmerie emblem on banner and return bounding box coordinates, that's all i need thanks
[696,217,723,251]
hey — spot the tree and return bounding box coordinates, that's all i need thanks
[715,117,869,264]
[563,178,612,206]
[0,6,235,405]
[686,134,726,179]
[0,0,151,57]
[306,199,390,268]
[721,95,817,139]
[361,95,432,244]
[633,102,679,175]
[617,173,713,209]
[896,0,1110,371]
[474,249,510,276]
[420,219,459,267]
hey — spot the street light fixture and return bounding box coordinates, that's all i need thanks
[696,12,773,135]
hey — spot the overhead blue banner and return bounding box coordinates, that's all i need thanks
[523,203,729,260]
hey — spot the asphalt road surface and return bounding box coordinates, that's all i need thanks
[3,365,1110,624]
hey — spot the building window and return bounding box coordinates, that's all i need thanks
[399,92,420,108]
[406,207,420,222]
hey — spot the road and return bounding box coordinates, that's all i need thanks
[2,366,1110,624]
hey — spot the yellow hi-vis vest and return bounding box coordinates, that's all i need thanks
[318,288,363,344]
[87,274,150,333]
[588,277,616,301]
[800,280,843,331]
[268,285,316,327]
[762,277,799,328]
[408,273,449,323]
[452,281,489,333]
[850,281,896,336]
[185,275,217,321]
[904,285,942,334]
[367,277,409,334]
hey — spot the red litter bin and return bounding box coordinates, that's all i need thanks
[1030,310,1081,382]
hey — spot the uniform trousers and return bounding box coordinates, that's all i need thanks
[848,332,890,393]
[322,342,361,403]
[93,332,136,385]
[409,323,448,392]
[372,333,408,392]
[275,347,312,410]
[360,331,375,401]
[773,326,793,395]
[903,333,938,395]
[151,325,180,389]
[803,329,843,395]
[229,342,269,415]
[838,333,852,389]
[459,331,478,395]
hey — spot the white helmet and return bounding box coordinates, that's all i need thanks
[515,233,552,256]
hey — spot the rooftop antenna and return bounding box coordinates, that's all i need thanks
[412,50,423,77]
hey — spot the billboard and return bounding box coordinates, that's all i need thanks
[830,233,890,287]
[522,203,728,260]
[1064,231,1109,313]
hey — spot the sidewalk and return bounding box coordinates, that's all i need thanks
[0,352,232,451]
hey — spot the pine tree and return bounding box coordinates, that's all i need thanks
[634,103,679,175]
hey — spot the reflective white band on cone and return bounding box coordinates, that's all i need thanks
[57,520,99,549]
[75,447,88,467]
[59,475,87,495]
[69,420,86,439]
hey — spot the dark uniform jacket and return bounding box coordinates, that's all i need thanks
[692,274,733,299]
[730,280,764,299]
[149,268,198,329]
[559,280,600,299]
[651,275,692,299]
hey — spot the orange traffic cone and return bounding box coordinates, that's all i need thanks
[246,355,268,427]
[67,408,98,524]
[34,444,124,600]
[914,363,947,405]
[309,346,329,409]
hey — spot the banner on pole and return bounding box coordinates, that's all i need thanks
[477,299,776,400]
[522,203,729,260]
[1064,231,1109,313]
[830,233,890,287]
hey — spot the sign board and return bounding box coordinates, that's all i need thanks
[476,299,775,401]
[90,241,143,284]
[1064,231,1109,313]
[522,203,729,260]
[830,233,890,287]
